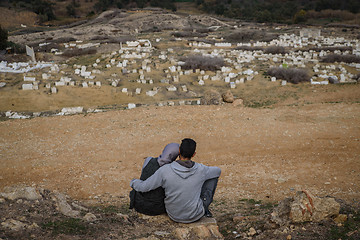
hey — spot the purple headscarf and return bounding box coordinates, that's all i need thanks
[157,143,180,167]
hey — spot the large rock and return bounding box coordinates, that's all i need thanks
[290,190,340,223]
[201,89,222,105]
[0,186,42,201]
[52,192,80,218]
[174,217,224,239]
[138,213,224,239]
[271,190,340,225]
[222,90,234,103]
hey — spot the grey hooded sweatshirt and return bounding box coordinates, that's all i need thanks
[130,161,221,223]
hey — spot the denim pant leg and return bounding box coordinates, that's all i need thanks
[201,177,219,210]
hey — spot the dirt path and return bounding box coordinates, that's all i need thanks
[1,103,359,206]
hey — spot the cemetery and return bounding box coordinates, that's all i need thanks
[0,8,359,118]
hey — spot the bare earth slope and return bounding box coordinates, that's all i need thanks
[1,103,359,206]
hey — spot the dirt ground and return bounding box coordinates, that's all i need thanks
[1,93,359,204]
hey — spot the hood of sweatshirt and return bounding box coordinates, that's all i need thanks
[171,161,198,179]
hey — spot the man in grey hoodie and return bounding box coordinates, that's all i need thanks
[130,138,221,223]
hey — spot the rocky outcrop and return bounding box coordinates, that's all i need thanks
[271,190,340,225]
[137,213,224,239]
[0,186,42,201]
[174,217,224,240]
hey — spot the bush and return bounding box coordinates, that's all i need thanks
[321,54,360,63]
[307,46,353,52]
[267,67,310,84]
[32,0,56,21]
[180,55,225,71]
[225,30,277,43]
[264,46,287,54]
[293,9,307,23]
[62,47,97,57]
[306,9,356,21]
[235,46,264,51]
[6,42,26,54]
[172,31,207,38]
[0,25,8,50]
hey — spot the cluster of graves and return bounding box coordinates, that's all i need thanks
[0,28,359,118]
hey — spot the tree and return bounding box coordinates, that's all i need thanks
[256,10,272,23]
[32,0,56,21]
[294,9,307,23]
[0,25,8,50]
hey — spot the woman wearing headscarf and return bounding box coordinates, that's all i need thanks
[129,143,179,215]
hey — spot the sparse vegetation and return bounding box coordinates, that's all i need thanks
[62,47,97,57]
[181,54,225,71]
[42,218,90,235]
[328,210,360,240]
[94,0,177,12]
[172,31,207,38]
[322,54,360,63]
[225,30,277,43]
[264,46,287,54]
[0,25,8,50]
[235,46,264,51]
[198,0,359,24]
[305,46,353,52]
[267,67,310,84]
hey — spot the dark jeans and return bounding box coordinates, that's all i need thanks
[200,177,219,212]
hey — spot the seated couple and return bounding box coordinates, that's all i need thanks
[130,138,221,223]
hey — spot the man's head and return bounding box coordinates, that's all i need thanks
[179,138,196,159]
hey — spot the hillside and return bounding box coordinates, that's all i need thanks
[0,5,360,240]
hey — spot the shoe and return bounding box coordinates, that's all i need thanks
[204,209,213,218]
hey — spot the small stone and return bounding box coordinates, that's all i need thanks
[333,214,347,224]
[154,231,170,237]
[287,234,292,240]
[116,213,129,222]
[1,219,26,231]
[248,227,256,236]
[232,99,243,107]
[233,214,246,222]
[28,222,39,230]
[83,213,97,222]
